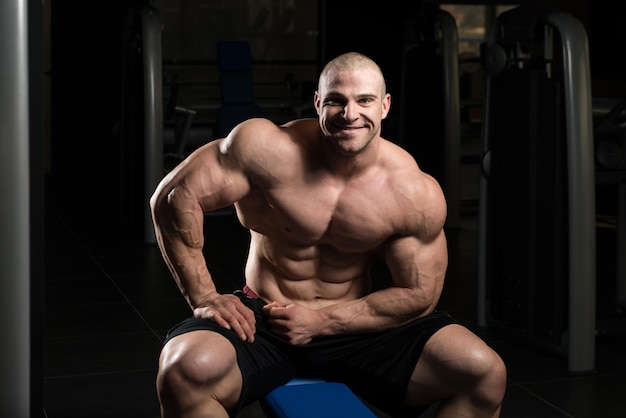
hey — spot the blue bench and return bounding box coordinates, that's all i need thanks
[261,378,378,418]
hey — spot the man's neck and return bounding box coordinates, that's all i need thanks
[318,134,381,178]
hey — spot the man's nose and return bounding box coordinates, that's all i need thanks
[342,102,358,121]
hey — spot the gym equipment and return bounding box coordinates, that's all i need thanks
[398,6,461,229]
[594,98,626,313]
[261,378,377,418]
[120,5,164,244]
[138,6,164,244]
[477,5,596,373]
[164,75,197,168]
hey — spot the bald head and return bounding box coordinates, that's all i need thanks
[318,52,387,98]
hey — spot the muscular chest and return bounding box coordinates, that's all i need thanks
[237,180,395,252]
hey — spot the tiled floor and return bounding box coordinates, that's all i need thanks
[43,160,626,418]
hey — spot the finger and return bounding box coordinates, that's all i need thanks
[224,313,255,342]
[193,301,257,342]
[219,305,257,343]
[196,309,254,342]
[262,302,288,316]
[264,306,292,320]
[266,301,288,308]
[194,307,232,330]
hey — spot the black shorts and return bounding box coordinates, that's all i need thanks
[164,289,457,417]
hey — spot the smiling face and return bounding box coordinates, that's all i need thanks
[314,53,391,156]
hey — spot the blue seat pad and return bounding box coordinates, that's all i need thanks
[262,381,377,418]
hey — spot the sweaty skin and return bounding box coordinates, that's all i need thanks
[151,52,506,418]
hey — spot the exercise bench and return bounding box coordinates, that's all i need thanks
[261,378,378,418]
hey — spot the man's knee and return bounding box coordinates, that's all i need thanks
[465,344,507,408]
[157,331,241,412]
[411,325,507,408]
[481,349,507,405]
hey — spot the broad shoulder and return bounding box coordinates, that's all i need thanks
[219,118,318,159]
[378,140,447,238]
[218,118,319,178]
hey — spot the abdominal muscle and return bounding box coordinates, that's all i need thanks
[244,231,372,309]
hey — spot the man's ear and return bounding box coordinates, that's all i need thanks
[381,93,391,119]
[313,91,321,115]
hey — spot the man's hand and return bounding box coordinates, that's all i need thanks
[262,302,323,345]
[193,293,256,342]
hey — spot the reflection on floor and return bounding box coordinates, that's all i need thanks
[43,166,626,418]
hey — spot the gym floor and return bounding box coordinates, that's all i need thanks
[43,157,626,418]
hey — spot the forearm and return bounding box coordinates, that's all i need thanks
[318,285,437,336]
[157,232,217,309]
[318,230,448,335]
[151,186,217,309]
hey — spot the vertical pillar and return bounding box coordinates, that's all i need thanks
[547,11,596,373]
[0,0,31,415]
[140,6,164,244]
[437,10,461,229]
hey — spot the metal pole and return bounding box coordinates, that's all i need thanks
[437,10,461,230]
[140,6,164,244]
[547,11,596,373]
[476,19,501,329]
[0,0,31,414]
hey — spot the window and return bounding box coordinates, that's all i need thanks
[439,4,518,57]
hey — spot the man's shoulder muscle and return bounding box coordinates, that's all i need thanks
[379,144,447,238]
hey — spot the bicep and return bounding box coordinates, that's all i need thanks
[384,167,448,290]
[384,231,448,297]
